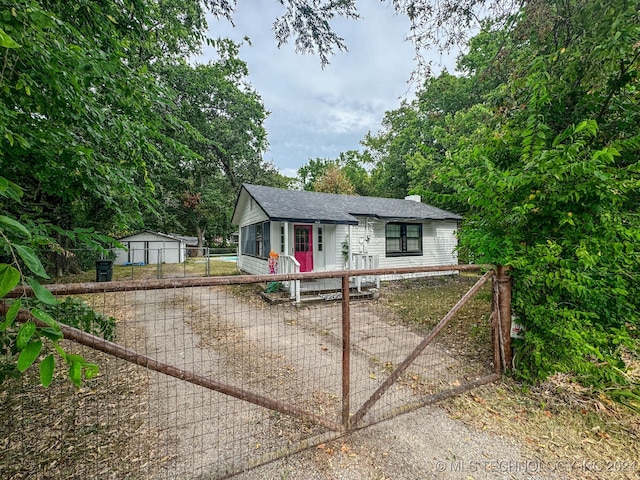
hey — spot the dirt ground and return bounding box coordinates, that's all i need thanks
[2,278,637,480]
[122,284,563,480]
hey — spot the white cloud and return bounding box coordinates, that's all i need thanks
[196,2,456,175]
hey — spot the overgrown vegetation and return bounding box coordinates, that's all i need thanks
[33,297,116,341]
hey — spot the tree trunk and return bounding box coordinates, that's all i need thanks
[195,225,206,257]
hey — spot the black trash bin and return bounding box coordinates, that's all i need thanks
[95,259,114,282]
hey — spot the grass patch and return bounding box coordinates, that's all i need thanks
[55,258,239,283]
[379,272,493,366]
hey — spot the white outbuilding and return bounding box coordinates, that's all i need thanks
[112,231,187,265]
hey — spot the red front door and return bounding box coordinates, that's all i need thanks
[294,225,313,272]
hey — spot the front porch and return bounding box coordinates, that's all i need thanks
[272,253,380,304]
[259,277,380,305]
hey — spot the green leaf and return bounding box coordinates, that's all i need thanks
[0,27,21,48]
[28,278,59,305]
[39,354,55,387]
[0,299,21,332]
[53,343,67,362]
[39,327,64,342]
[0,215,31,238]
[16,321,36,350]
[84,363,99,379]
[30,307,61,331]
[69,361,82,386]
[66,354,85,364]
[0,264,20,298]
[0,176,23,202]
[14,244,49,278]
[17,340,42,372]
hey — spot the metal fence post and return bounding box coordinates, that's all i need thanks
[491,271,501,374]
[157,249,162,279]
[496,265,512,370]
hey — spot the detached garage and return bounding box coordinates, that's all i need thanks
[113,231,187,265]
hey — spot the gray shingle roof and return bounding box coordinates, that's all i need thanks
[236,184,462,225]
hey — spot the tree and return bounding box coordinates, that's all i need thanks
[0,0,220,275]
[297,152,372,195]
[410,0,640,397]
[337,151,374,196]
[144,41,272,250]
[313,165,356,194]
[297,158,333,191]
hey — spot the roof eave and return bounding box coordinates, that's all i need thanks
[268,217,358,226]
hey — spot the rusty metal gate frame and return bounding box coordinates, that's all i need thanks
[5,264,508,477]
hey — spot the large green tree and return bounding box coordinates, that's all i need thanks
[405,0,640,396]
[0,0,220,274]
[145,40,279,249]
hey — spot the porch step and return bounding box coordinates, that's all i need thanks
[259,288,378,305]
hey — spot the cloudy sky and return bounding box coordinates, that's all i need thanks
[196,3,458,178]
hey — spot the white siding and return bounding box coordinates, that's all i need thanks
[342,217,458,280]
[238,254,268,275]
[311,224,338,271]
[434,222,459,264]
[112,232,184,265]
[238,196,269,226]
[335,224,350,269]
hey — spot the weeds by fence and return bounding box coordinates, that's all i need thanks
[1,265,500,479]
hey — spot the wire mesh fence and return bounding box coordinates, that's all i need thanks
[1,266,498,479]
[53,248,239,282]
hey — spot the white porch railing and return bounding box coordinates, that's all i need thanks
[279,255,301,302]
[351,253,380,292]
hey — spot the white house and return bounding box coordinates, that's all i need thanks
[231,184,462,282]
[112,231,187,265]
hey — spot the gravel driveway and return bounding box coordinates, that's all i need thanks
[122,285,553,480]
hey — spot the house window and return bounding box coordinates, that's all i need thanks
[317,227,323,252]
[280,225,285,254]
[295,227,310,252]
[256,223,263,257]
[241,221,270,259]
[385,223,422,257]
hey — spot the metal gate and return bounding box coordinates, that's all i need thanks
[1,264,509,479]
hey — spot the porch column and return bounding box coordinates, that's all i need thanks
[283,222,289,256]
[348,225,352,270]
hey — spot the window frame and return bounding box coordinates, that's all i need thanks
[385,222,423,257]
[241,221,271,259]
[280,224,285,254]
